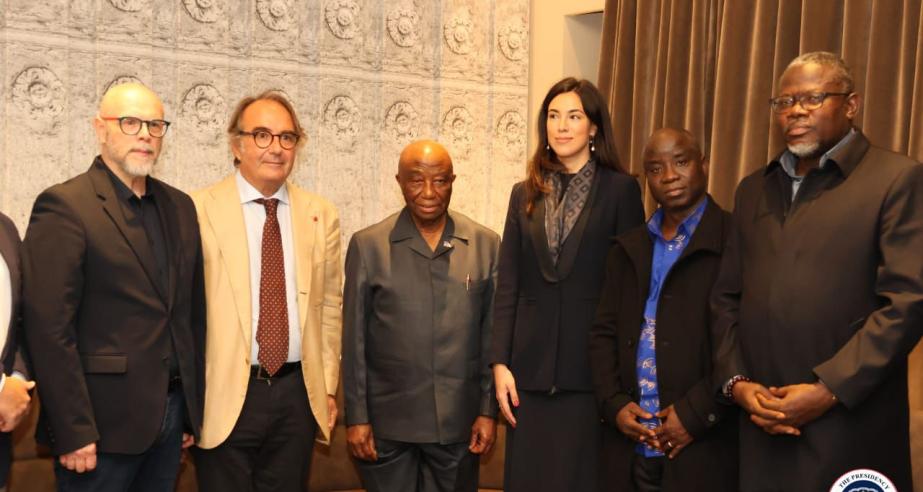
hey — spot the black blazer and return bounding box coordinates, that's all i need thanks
[588,197,737,491]
[489,166,644,391]
[22,158,206,456]
[0,212,29,486]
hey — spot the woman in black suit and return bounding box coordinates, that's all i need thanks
[490,78,644,491]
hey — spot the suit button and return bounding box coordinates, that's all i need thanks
[662,341,670,347]
[627,339,634,347]
[708,414,716,423]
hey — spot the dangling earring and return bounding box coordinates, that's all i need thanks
[589,137,596,153]
[545,143,550,151]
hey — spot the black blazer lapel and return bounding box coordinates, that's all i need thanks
[617,228,653,311]
[555,167,602,280]
[87,164,167,303]
[150,181,179,310]
[528,197,560,283]
[675,197,725,263]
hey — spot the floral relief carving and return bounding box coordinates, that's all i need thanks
[183,0,222,23]
[384,101,419,143]
[11,67,65,135]
[441,106,473,156]
[386,6,420,47]
[498,20,527,61]
[105,75,144,93]
[325,0,361,40]
[182,84,227,144]
[324,95,361,150]
[443,8,474,55]
[496,111,526,155]
[256,0,295,32]
[107,0,145,12]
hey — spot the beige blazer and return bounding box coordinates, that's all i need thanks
[192,174,342,448]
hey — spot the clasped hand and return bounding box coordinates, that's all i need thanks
[732,380,837,435]
[614,403,692,459]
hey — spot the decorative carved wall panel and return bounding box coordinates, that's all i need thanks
[0,0,529,240]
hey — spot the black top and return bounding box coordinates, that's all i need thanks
[99,160,178,378]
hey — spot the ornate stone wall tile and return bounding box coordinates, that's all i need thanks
[181,84,227,145]
[323,95,361,152]
[495,110,527,155]
[183,0,223,23]
[256,0,295,32]
[383,101,419,144]
[11,66,65,135]
[443,7,474,55]
[441,106,474,158]
[498,20,528,61]
[386,5,420,48]
[105,75,144,93]
[108,0,145,13]
[325,0,361,40]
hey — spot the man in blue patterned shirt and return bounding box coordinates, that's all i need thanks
[590,128,738,491]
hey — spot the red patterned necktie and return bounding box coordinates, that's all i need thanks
[255,198,288,375]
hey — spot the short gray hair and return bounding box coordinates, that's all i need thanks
[784,51,854,93]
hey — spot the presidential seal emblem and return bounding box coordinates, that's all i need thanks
[830,469,897,492]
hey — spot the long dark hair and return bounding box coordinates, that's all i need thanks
[524,77,625,215]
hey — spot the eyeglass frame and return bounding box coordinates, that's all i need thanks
[768,92,852,114]
[237,129,301,150]
[98,116,171,137]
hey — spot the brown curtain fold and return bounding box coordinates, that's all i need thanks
[598,1,923,489]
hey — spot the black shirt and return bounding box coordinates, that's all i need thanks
[98,160,178,379]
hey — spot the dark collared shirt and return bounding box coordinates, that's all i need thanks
[98,159,176,376]
[777,129,858,200]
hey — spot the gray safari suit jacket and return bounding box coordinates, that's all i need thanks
[342,208,500,443]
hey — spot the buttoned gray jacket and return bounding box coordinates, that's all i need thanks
[343,208,500,444]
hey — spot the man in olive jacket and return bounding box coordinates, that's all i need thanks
[589,128,737,491]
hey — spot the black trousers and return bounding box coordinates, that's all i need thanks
[192,368,317,492]
[356,439,478,492]
[632,454,664,492]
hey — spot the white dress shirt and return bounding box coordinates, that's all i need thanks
[0,252,10,391]
[236,171,302,364]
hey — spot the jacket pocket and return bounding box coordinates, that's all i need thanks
[80,354,128,374]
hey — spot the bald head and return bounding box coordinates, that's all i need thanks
[398,140,453,174]
[643,128,702,160]
[98,82,163,118]
[396,140,456,228]
[94,82,166,182]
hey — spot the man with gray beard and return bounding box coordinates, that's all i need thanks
[22,83,206,492]
[712,52,923,491]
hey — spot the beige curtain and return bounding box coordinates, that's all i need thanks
[598,0,923,489]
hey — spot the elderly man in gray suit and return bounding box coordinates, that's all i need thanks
[342,140,499,492]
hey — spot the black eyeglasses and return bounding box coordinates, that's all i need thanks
[769,92,851,113]
[99,116,171,137]
[238,130,300,150]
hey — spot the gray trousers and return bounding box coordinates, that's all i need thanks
[356,439,478,492]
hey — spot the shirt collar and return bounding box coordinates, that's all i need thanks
[96,158,151,201]
[646,197,708,242]
[236,169,289,205]
[771,128,857,178]
[389,207,468,243]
